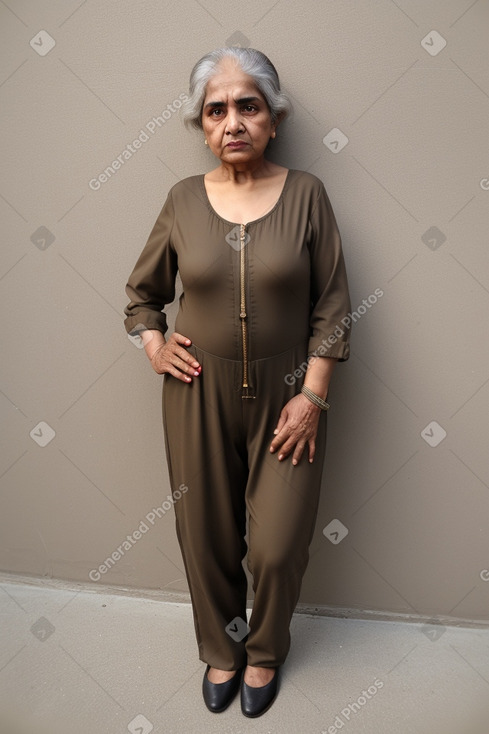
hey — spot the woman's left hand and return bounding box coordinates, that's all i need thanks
[269,393,322,465]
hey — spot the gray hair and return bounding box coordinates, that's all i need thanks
[180,47,292,131]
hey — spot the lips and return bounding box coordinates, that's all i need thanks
[227,141,247,148]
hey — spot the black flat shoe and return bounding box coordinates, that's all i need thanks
[202,664,242,713]
[241,667,279,718]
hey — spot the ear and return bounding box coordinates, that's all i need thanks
[274,110,287,127]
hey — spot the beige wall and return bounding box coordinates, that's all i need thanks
[1,0,488,624]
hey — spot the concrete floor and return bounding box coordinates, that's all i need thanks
[1,578,488,734]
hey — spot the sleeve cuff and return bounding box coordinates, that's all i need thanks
[124,311,168,337]
[307,334,350,362]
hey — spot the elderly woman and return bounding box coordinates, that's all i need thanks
[124,47,351,718]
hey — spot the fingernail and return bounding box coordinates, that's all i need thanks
[273,429,278,434]
[194,371,199,376]
[278,454,284,461]
[292,459,297,466]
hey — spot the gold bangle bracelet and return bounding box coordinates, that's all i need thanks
[301,384,330,411]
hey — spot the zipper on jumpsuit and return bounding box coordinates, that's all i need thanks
[240,223,255,399]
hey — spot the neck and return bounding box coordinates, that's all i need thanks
[215,158,273,184]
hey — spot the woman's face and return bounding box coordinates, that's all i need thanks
[201,58,276,166]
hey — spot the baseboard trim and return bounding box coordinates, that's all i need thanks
[1,571,487,628]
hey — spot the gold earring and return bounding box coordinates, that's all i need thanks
[271,131,276,139]
[204,139,208,145]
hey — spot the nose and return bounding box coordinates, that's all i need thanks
[225,107,243,135]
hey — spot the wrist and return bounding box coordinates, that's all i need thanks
[303,383,328,401]
[301,384,330,411]
[299,393,321,412]
[147,342,165,362]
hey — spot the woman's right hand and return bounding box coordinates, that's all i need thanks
[147,332,201,382]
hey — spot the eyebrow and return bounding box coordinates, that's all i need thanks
[204,96,261,109]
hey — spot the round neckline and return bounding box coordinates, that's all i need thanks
[200,168,293,227]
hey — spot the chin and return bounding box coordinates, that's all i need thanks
[222,151,253,160]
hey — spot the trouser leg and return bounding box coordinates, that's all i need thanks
[243,345,328,667]
[162,345,249,670]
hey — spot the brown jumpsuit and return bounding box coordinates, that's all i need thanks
[124,169,351,670]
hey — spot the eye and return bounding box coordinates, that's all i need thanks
[242,105,257,113]
[210,108,223,117]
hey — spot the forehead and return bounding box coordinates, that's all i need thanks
[204,58,264,101]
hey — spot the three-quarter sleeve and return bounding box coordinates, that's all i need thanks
[307,184,351,361]
[124,190,178,337]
